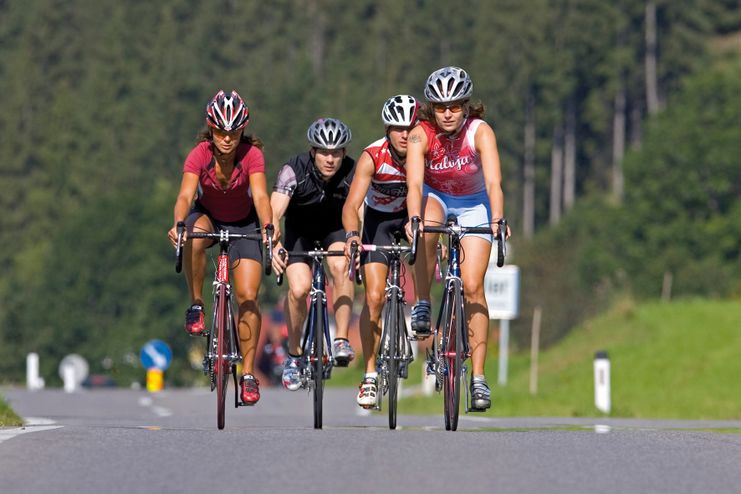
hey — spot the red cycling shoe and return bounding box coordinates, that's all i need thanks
[240,374,260,405]
[184,304,205,335]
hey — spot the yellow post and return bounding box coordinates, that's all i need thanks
[146,368,164,392]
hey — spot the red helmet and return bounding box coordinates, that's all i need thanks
[205,90,249,131]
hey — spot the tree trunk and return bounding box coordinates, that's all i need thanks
[630,98,643,148]
[308,0,325,77]
[563,99,576,211]
[645,1,660,114]
[523,94,536,238]
[612,83,626,203]
[549,120,564,226]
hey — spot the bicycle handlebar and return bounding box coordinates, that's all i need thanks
[174,225,275,274]
[175,221,186,273]
[423,218,508,267]
[409,216,420,266]
[349,241,362,285]
[275,248,345,286]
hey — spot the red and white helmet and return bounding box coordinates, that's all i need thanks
[381,95,419,127]
[423,66,473,103]
[205,90,249,132]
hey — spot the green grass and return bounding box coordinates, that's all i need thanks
[361,298,741,420]
[0,395,22,427]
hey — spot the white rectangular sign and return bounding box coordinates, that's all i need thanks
[485,264,520,320]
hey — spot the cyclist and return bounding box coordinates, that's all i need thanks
[270,118,357,391]
[342,95,419,408]
[406,67,510,411]
[167,90,273,406]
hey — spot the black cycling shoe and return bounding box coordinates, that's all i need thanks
[411,301,431,337]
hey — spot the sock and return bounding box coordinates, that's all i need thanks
[364,372,378,379]
[473,375,486,382]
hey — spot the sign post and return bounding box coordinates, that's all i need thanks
[140,340,172,392]
[58,354,89,393]
[484,264,520,386]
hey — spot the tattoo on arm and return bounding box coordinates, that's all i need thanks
[409,134,421,143]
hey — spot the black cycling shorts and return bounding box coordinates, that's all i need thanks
[186,201,262,265]
[283,216,345,266]
[360,207,408,266]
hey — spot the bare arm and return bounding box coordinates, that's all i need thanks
[248,171,274,241]
[475,122,508,236]
[269,191,292,273]
[405,126,428,222]
[342,151,374,241]
[167,172,199,246]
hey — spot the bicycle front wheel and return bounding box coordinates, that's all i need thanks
[443,285,463,431]
[215,284,229,430]
[312,299,325,429]
[386,292,400,430]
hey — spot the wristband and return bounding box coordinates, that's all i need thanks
[345,230,360,240]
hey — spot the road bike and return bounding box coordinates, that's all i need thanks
[352,218,420,429]
[423,216,506,431]
[176,222,274,430]
[276,244,349,429]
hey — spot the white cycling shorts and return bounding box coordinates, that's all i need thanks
[423,185,493,243]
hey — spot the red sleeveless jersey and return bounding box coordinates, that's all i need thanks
[420,118,485,196]
[363,137,407,213]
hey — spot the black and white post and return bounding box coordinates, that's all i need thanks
[594,351,611,414]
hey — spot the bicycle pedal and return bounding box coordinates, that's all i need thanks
[238,401,257,407]
[333,357,350,367]
[466,406,488,413]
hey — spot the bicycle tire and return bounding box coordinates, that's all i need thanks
[216,284,228,430]
[312,299,325,429]
[443,284,462,431]
[387,291,399,430]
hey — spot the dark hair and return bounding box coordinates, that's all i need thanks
[196,126,264,149]
[418,99,486,124]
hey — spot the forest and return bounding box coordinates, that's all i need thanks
[1,0,739,384]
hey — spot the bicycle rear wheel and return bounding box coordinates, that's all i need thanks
[386,293,402,430]
[443,286,463,431]
[312,299,325,429]
[216,284,228,430]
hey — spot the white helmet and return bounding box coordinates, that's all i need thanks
[423,66,473,103]
[381,95,420,127]
[307,118,352,149]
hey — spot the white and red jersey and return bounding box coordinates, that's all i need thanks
[363,137,407,213]
[420,118,485,196]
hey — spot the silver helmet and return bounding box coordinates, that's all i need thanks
[306,118,352,149]
[423,66,473,103]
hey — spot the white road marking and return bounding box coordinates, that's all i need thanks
[0,417,63,445]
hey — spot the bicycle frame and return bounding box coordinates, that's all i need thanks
[364,241,415,427]
[424,217,499,431]
[175,223,273,430]
[278,247,343,429]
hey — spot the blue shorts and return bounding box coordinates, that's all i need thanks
[423,185,493,243]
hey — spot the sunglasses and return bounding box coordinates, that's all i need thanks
[432,103,464,114]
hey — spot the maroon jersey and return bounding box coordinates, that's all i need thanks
[183,141,265,222]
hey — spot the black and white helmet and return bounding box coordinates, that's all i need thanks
[423,66,473,103]
[306,118,352,149]
[381,95,420,127]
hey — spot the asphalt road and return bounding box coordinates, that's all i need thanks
[1,387,740,494]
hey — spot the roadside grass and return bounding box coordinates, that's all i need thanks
[0,395,22,427]
[340,298,741,420]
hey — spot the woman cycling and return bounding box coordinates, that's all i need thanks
[406,67,510,411]
[167,90,273,406]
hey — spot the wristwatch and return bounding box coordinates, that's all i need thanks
[345,230,360,240]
